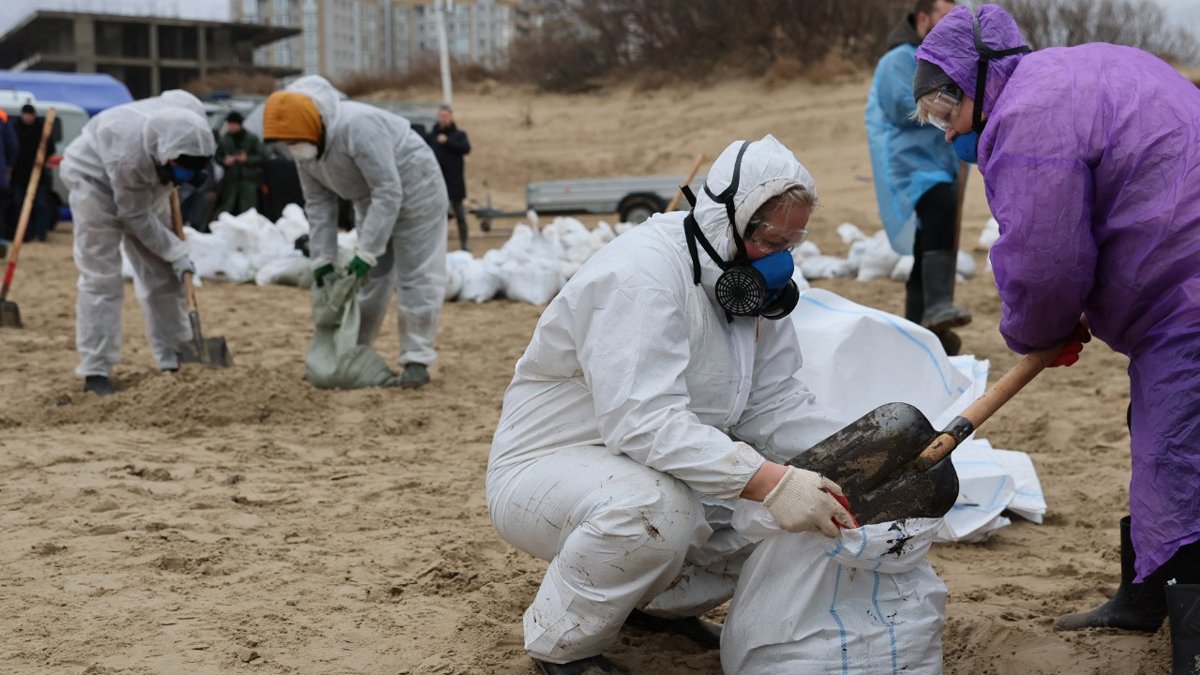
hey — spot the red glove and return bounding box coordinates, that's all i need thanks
[1050,322,1091,367]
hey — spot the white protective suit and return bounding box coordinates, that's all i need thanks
[59,91,216,376]
[286,76,449,367]
[486,135,846,664]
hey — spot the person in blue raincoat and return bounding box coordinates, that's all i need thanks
[866,0,968,354]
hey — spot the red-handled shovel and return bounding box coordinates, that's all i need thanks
[0,107,56,328]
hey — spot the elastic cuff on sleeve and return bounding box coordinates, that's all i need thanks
[351,247,378,267]
[727,441,767,497]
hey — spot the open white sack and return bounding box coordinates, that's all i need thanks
[721,290,1049,673]
[722,518,947,675]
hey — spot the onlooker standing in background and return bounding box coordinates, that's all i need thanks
[0,108,19,249]
[11,104,57,243]
[426,105,473,252]
[866,0,968,355]
[214,111,263,217]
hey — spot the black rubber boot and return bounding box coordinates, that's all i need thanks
[83,375,116,397]
[1168,583,1200,675]
[905,273,924,324]
[398,363,430,389]
[920,251,971,332]
[1055,516,1171,632]
[937,329,962,356]
[625,608,722,650]
[531,655,626,675]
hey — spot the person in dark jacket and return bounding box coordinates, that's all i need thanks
[214,111,264,217]
[0,109,20,246]
[11,104,57,242]
[426,105,473,251]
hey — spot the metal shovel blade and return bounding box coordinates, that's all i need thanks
[0,300,21,328]
[175,311,232,368]
[176,337,233,367]
[789,401,959,525]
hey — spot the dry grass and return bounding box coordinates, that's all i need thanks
[183,70,278,96]
[339,60,496,99]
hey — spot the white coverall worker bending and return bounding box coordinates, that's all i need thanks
[261,76,448,389]
[59,90,216,396]
[487,135,856,675]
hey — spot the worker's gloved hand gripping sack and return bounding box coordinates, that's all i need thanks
[763,467,857,536]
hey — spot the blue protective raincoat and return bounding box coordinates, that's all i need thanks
[866,16,959,255]
[918,4,1200,581]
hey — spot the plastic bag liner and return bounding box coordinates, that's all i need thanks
[721,517,947,675]
[305,273,397,389]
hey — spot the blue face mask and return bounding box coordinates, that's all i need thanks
[170,165,198,184]
[750,250,795,292]
[952,131,980,165]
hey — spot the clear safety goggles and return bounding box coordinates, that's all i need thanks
[745,217,809,254]
[919,87,962,132]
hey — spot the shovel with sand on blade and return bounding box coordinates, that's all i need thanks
[789,345,1062,526]
[0,107,56,328]
[168,188,232,367]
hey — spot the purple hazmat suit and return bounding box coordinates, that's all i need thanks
[918,4,1200,582]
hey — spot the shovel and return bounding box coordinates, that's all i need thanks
[790,345,1059,525]
[168,189,232,367]
[0,108,56,328]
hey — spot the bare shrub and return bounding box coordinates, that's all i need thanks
[994,0,1200,65]
[502,0,907,92]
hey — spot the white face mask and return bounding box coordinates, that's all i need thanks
[288,142,318,161]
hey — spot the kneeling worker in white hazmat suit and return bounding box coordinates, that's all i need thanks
[60,90,216,397]
[487,136,857,674]
[262,76,449,389]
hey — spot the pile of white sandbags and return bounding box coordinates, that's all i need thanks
[122,205,313,286]
[799,222,977,283]
[127,206,989,306]
[445,214,632,305]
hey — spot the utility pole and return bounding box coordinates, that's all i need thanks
[434,0,454,106]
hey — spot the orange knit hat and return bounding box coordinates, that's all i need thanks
[262,91,322,144]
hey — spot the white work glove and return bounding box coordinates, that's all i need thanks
[171,256,196,282]
[763,467,857,537]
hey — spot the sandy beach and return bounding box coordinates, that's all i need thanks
[0,76,1171,674]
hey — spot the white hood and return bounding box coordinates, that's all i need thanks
[692,134,816,245]
[142,107,215,165]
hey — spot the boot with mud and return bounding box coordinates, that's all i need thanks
[1056,516,1172,632]
[83,375,116,397]
[398,362,430,389]
[531,655,625,675]
[624,608,722,650]
[1167,582,1200,675]
[920,250,971,333]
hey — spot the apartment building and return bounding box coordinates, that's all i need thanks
[231,0,532,81]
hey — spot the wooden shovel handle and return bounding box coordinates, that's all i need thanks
[913,345,1061,470]
[666,153,706,213]
[167,189,199,314]
[1,108,56,302]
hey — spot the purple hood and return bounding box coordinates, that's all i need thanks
[915,4,1027,117]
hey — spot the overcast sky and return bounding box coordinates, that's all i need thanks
[1,0,1197,40]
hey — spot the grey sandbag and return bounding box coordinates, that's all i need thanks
[305,273,397,389]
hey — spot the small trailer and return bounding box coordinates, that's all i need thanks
[473,174,706,231]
